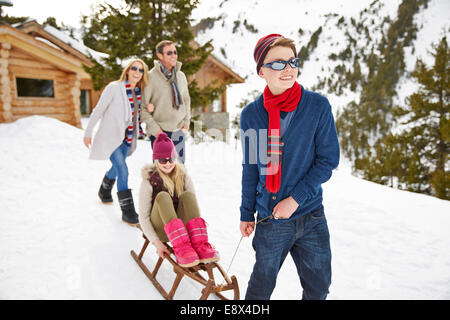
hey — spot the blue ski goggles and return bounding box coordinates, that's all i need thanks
[262,57,300,71]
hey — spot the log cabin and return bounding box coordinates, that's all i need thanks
[0,21,98,128]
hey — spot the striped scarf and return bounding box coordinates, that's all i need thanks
[160,64,182,109]
[125,80,144,146]
[263,82,302,193]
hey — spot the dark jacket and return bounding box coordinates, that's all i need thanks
[239,86,340,222]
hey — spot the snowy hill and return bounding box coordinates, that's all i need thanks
[192,0,450,117]
[0,116,449,299]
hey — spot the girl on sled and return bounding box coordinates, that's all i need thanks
[138,132,219,267]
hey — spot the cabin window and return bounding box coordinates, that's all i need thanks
[211,93,222,112]
[16,78,54,98]
[80,90,91,115]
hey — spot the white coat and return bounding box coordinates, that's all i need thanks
[84,81,138,160]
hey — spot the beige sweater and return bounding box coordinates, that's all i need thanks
[138,164,195,243]
[141,60,191,136]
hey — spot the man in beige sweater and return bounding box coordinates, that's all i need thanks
[141,40,191,163]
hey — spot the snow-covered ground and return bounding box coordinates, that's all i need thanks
[0,116,449,299]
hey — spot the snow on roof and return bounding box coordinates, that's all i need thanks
[43,25,108,63]
[34,36,64,52]
[11,18,36,28]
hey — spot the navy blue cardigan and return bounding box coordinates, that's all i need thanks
[239,86,340,223]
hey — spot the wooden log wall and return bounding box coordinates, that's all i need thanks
[68,72,82,127]
[4,45,82,127]
[0,42,13,122]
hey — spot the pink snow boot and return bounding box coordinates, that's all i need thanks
[164,218,200,268]
[186,217,219,263]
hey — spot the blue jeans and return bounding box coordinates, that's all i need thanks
[105,141,130,192]
[150,130,185,163]
[245,205,331,300]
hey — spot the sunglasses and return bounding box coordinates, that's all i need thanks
[157,158,175,164]
[262,57,300,71]
[165,50,178,56]
[130,66,145,74]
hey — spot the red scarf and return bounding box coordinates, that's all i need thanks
[263,82,302,193]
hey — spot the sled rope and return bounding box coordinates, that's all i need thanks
[220,214,273,288]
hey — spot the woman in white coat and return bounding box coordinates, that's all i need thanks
[83,58,149,226]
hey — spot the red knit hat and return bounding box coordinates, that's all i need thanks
[152,132,177,160]
[254,33,284,73]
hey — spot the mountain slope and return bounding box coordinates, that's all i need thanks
[192,0,449,116]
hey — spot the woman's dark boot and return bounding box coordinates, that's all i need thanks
[117,189,139,226]
[98,174,115,203]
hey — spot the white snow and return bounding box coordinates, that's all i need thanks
[0,115,449,299]
[43,25,108,63]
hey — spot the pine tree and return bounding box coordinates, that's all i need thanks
[81,0,220,109]
[0,14,28,24]
[394,36,449,199]
[359,36,449,199]
[336,0,429,163]
[355,134,403,187]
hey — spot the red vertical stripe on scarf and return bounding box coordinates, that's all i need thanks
[263,81,302,193]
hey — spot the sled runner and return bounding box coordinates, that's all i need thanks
[131,232,240,300]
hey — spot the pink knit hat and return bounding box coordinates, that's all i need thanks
[152,132,177,160]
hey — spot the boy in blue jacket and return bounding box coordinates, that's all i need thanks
[239,34,340,300]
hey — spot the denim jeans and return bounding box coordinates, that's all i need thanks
[150,130,185,163]
[245,205,331,300]
[105,141,130,192]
